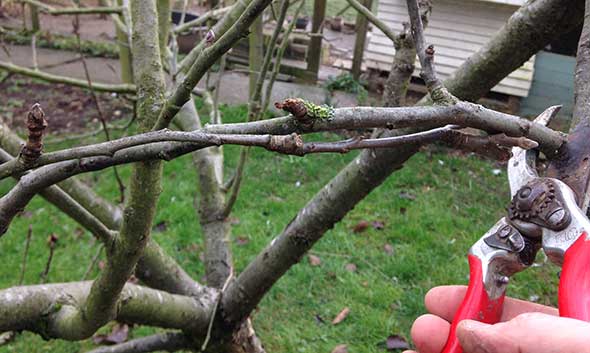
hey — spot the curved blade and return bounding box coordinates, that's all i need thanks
[507,106,561,197]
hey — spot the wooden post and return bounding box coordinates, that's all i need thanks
[30,4,40,32]
[306,0,326,81]
[116,0,133,84]
[351,0,372,80]
[249,17,264,96]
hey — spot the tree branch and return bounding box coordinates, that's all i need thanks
[154,0,273,130]
[0,282,215,338]
[219,0,582,328]
[344,0,397,42]
[178,0,252,73]
[0,126,206,299]
[0,103,565,179]
[406,0,454,103]
[546,0,590,213]
[174,100,234,289]
[173,6,232,34]
[86,332,190,353]
[0,61,136,94]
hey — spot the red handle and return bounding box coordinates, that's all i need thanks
[441,254,505,353]
[558,231,590,321]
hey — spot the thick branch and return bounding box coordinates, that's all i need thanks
[174,100,233,289]
[0,61,136,94]
[22,0,170,340]
[0,282,214,338]
[547,0,590,213]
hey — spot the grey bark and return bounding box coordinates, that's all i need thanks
[0,282,214,337]
[175,100,233,290]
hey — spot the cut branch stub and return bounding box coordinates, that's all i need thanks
[20,103,48,165]
[275,98,309,123]
[275,98,335,127]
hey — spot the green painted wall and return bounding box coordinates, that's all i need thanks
[520,51,575,119]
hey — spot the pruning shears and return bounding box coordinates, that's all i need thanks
[442,108,590,353]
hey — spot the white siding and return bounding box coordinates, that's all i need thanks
[366,0,534,97]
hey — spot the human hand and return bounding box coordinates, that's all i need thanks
[403,285,590,353]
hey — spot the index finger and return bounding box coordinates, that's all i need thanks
[425,285,558,322]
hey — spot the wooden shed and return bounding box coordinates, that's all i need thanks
[365,0,534,98]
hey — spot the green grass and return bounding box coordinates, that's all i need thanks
[0,103,560,352]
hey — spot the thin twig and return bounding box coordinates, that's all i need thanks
[222,0,291,216]
[211,55,226,125]
[72,11,126,202]
[201,273,233,351]
[0,104,564,179]
[0,61,136,93]
[45,116,135,145]
[18,224,33,285]
[262,0,304,112]
[173,6,232,34]
[345,0,397,42]
[405,0,454,103]
[40,234,58,284]
[81,245,103,281]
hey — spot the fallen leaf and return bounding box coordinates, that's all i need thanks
[332,307,350,325]
[152,221,167,233]
[331,344,348,353]
[383,244,394,256]
[308,254,322,266]
[352,220,370,233]
[18,210,33,218]
[93,323,129,345]
[345,263,357,272]
[371,220,385,230]
[228,216,240,225]
[385,335,409,350]
[235,236,250,246]
[398,191,416,200]
[47,234,58,249]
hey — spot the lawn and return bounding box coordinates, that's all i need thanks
[0,103,560,353]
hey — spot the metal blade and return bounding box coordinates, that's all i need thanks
[507,106,561,197]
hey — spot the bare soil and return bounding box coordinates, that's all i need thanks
[0,74,132,133]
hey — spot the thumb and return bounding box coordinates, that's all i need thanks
[456,313,590,353]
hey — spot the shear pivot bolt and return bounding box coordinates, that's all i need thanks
[497,276,510,285]
[498,225,512,238]
[547,208,566,227]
